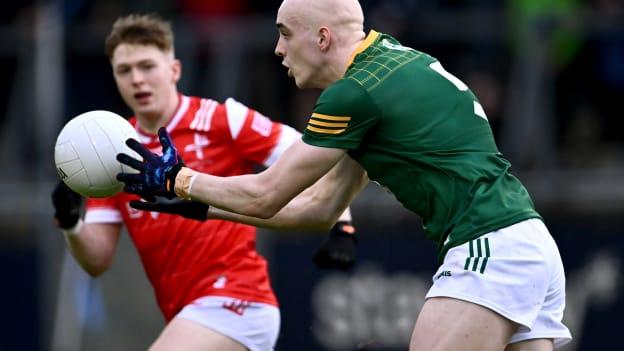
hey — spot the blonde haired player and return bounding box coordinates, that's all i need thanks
[117,1,572,350]
[51,13,356,351]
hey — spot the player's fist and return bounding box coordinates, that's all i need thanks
[313,221,357,270]
[51,181,82,229]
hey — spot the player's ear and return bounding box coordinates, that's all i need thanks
[172,59,182,83]
[318,27,331,52]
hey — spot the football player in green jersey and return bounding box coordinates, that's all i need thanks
[117,0,571,350]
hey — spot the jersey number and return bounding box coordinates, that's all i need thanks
[429,62,488,120]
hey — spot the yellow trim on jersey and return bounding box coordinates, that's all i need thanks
[307,113,351,134]
[308,120,348,128]
[306,125,346,134]
[311,112,352,121]
[345,30,380,69]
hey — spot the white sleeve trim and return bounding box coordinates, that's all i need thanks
[263,125,301,167]
[84,208,123,224]
[224,97,248,140]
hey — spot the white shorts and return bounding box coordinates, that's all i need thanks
[426,218,572,348]
[175,296,280,351]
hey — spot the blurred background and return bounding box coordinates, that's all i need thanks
[1,0,623,350]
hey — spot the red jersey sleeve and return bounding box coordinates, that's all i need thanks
[222,98,300,167]
[84,196,123,224]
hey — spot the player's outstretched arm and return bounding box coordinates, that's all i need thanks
[51,182,122,277]
[205,153,367,230]
[117,128,350,219]
[186,138,347,218]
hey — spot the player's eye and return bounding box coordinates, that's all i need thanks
[116,67,130,75]
[140,63,156,71]
[277,28,289,39]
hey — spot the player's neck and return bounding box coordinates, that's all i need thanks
[320,32,366,88]
[135,93,180,134]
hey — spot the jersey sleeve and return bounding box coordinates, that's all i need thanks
[84,196,123,224]
[223,97,301,167]
[303,78,380,150]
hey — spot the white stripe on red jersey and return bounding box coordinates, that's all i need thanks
[264,124,300,167]
[224,98,248,139]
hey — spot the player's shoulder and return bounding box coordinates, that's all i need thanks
[185,95,259,140]
[178,95,221,132]
[347,32,436,89]
[316,78,371,114]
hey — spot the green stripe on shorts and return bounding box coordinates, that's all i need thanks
[464,237,491,274]
[480,238,490,274]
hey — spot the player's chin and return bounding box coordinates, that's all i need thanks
[293,77,312,89]
[134,104,159,117]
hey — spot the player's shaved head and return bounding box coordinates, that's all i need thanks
[278,0,364,39]
[275,0,366,88]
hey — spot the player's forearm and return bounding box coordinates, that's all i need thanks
[207,207,322,230]
[207,195,346,231]
[176,140,350,219]
[205,161,359,231]
[62,223,118,277]
[185,171,287,219]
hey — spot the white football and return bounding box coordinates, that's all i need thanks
[54,110,141,198]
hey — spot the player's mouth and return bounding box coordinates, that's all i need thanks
[282,63,292,78]
[134,92,152,104]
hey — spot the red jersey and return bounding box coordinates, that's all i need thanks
[85,95,300,321]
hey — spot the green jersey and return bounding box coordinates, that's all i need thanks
[302,30,541,261]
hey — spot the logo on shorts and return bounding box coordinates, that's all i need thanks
[222,299,251,316]
[434,270,452,280]
[213,275,227,289]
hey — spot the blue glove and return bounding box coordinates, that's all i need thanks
[116,127,184,199]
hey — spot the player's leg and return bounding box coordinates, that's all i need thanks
[506,220,571,349]
[420,219,571,351]
[149,318,247,351]
[409,297,516,351]
[158,296,280,351]
[505,338,553,351]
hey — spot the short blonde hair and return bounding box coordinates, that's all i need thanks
[104,14,174,59]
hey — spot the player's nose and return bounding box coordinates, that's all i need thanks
[130,68,144,84]
[274,39,285,57]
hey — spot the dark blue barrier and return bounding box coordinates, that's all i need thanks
[0,246,40,351]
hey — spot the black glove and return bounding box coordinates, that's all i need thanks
[130,196,209,221]
[312,221,357,271]
[117,127,184,199]
[51,181,82,229]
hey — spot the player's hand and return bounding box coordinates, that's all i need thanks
[312,221,357,271]
[116,127,184,199]
[51,181,82,229]
[129,197,209,221]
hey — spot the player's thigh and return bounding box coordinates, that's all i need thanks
[505,338,553,351]
[149,318,247,351]
[410,297,517,351]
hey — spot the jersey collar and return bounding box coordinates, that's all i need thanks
[135,94,190,144]
[345,30,380,69]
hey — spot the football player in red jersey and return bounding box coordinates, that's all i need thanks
[51,14,356,351]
